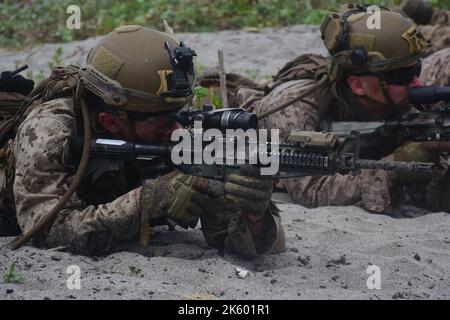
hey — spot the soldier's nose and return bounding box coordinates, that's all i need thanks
[408,76,422,88]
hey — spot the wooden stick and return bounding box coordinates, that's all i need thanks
[218,50,228,108]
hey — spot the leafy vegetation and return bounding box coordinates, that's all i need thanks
[128,265,144,277]
[194,86,222,109]
[2,263,25,284]
[0,0,448,48]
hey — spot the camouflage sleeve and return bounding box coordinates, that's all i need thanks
[248,79,327,141]
[418,25,450,55]
[245,79,395,213]
[421,47,450,86]
[282,170,394,213]
[13,111,141,255]
[430,8,450,26]
[418,8,450,55]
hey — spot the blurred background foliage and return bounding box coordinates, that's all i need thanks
[0,0,448,48]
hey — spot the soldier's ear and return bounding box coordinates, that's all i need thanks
[98,112,121,134]
[347,76,366,96]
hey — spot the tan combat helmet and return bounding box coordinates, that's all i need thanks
[321,5,428,82]
[79,25,197,117]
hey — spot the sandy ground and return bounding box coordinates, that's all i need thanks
[1,26,450,300]
[1,195,449,300]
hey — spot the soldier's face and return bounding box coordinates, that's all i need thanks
[362,74,421,101]
[133,114,181,142]
[347,74,423,118]
[98,112,181,142]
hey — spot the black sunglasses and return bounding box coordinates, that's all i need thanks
[126,110,178,122]
[383,62,422,86]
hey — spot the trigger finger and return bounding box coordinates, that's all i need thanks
[227,174,272,189]
[225,182,269,199]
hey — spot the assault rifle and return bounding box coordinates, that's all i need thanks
[0,65,34,95]
[321,86,450,142]
[72,107,435,179]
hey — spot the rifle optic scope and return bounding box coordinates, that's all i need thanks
[408,86,450,104]
[178,107,258,130]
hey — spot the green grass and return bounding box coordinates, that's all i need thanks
[0,0,447,48]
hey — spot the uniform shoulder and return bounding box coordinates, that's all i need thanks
[19,97,77,134]
[25,97,76,120]
[269,78,332,101]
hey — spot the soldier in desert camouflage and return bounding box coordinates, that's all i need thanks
[1,26,285,257]
[402,0,450,86]
[402,0,450,55]
[0,67,34,236]
[235,7,450,214]
[421,47,450,86]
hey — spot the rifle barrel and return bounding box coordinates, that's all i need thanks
[11,65,28,76]
[355,159,434,174]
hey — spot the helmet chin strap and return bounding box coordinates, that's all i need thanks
[117,109,138,142]
[357,73,402,118]
[128,120,138,142]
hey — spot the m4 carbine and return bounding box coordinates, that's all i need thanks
[72,108,434,180]
[321,86,450,143]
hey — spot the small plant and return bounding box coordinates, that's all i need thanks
[194,86,210,109]
[47,47,63,70]
[194,86,222,109]
[129,265,143,277]
[211,95,222,109]
[2,262,24,284]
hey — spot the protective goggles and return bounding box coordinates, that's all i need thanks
[98,105,181,122]
[383,61,422,86]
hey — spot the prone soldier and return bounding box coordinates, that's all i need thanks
[1,26,285,257]
[236,7,450,214]
[0,66,34,236]
[402,0,450,86]
[402,0,450,55]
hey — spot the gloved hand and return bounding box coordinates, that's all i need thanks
[384,140,449,184]
[384,141,450,163]
[224,169,273,220]
[199,168,274,253]
[140,170,209,229]
[0,72,34,96]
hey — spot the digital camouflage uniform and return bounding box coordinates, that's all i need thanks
[4,24,285,257]
[417,9,450,55]
[421,48,450,86]
[235,9,450,214]
[239,78,393,213]
[4,96,285,256]
[237,73,450,213]
[0,92,28,235]
[406,3,450,86]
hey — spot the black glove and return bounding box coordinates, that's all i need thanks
[0,72,34,95]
